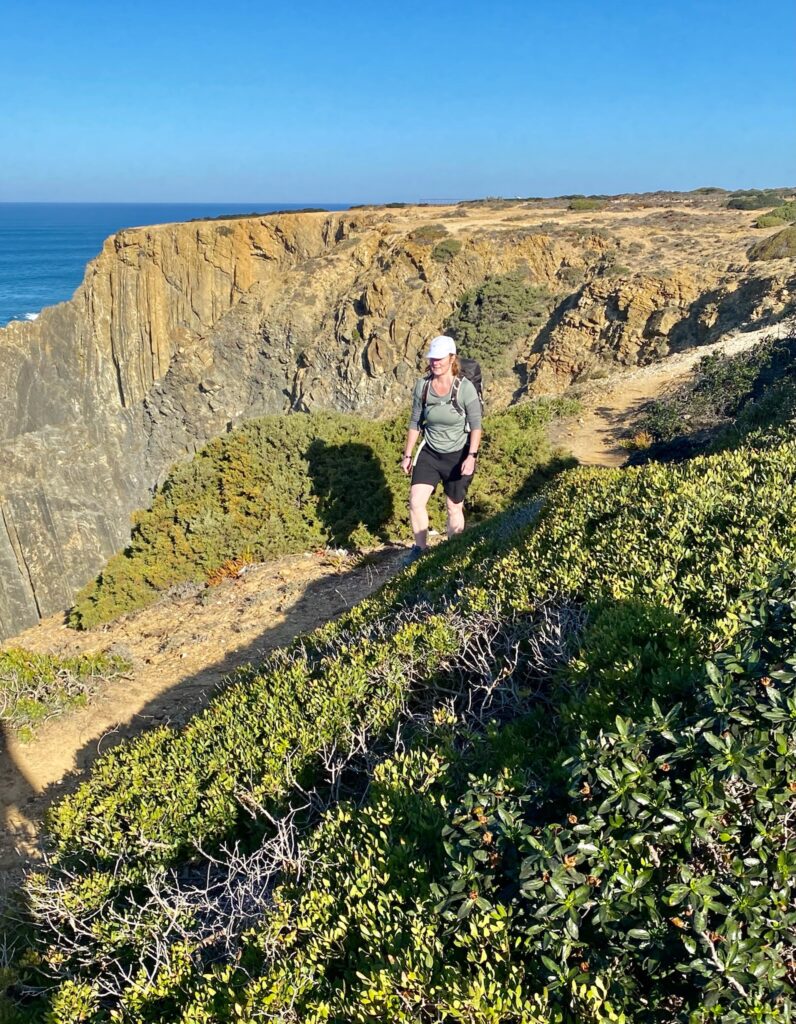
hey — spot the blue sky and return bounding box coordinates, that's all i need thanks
[2,0,794,202]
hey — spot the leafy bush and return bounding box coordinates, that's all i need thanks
[569,198,606,211]
[727,190,787,211]
[748,225,796,260]
[0,649,129,739]
[24,559,796,1021]
[67,403,576,629]
[431,237,463,263]
[409,223,449,244]
[638,335,796,443]
[445,272,555,370]
[755,201,796,228]
[209,574,796,1023]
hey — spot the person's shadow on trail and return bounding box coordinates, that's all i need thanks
[306,439,394,548]
[0,721,38,869]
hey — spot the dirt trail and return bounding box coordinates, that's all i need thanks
[549,323,790,466]
[0,547,406,874]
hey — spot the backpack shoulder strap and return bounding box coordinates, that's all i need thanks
[450,375,464,416]
[419,378,431,430]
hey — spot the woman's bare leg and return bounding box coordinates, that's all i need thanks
[446,497,465,538]
[409,484,435,548]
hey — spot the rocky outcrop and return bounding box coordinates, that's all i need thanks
[2,204,794,640]
[524,267,796,394]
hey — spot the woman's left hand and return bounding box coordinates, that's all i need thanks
[461,454,476,477]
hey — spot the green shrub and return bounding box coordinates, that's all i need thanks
[568,198,606,211]
[755,201,796,228]
[223,577,796,1022]
[0,648,129,738]
[727,190,787,210]
[409,223,449,244]
[430,237,463,263]
[445,272,555,371]
[67,403,575,630]
[638,335,796,442]
[30,568,796,1022]
[748,225,796,260]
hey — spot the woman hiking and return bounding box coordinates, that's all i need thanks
[400,335,482,563]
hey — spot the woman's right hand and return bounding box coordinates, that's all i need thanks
[401,454,412,476]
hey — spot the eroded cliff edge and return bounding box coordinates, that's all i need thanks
[1,198,793,639]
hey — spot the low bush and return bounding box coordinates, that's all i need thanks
[445,272,555,370]
[409,223,449,244]
[727,190,787,211]
[755,201,796,228]
[67,402,576,629]
[191,572,794,1024]
[748,225,796,260]
[569,198,606,212]
[25,562,796,1021]
[0,648,129,739]
[638,334,796,443]
[430,237,463,263]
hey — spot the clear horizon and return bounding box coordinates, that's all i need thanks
[2,0,794,202]
[2,184,796,206]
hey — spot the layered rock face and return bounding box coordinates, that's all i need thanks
[2,200,794,639]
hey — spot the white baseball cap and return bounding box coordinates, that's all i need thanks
[426,335,457,359]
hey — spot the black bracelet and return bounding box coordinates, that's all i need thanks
[468,451,479,459]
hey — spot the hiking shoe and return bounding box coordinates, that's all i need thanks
[402,544,426,567]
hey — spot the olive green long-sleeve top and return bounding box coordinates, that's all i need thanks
[408,377,482,453]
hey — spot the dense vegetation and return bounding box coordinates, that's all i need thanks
[726,189,788,211]
[445,272,556,371]
[638,333,796,447]
[66,403,576,630]
[748,225,796,261]
[6,403,796,1019]
[755,201,796,229]
[0,649,128,739]
[568,198,606,212]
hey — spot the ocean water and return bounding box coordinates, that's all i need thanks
[0,202,350,328]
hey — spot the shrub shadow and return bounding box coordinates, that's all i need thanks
[306,439,394,547]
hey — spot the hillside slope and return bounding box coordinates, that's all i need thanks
[2,193,794,640]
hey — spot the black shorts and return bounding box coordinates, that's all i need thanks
[411,444,474,504]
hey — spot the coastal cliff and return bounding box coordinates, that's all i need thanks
[1,197,794,640]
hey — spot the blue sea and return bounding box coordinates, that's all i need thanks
[0,202,350,328]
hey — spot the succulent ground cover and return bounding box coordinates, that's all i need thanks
[5,420,796,1021]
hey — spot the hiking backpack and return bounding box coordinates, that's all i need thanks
[420,357,484,424]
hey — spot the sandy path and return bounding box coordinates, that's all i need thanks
[549,322,791,466]
[0,546,406,874]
